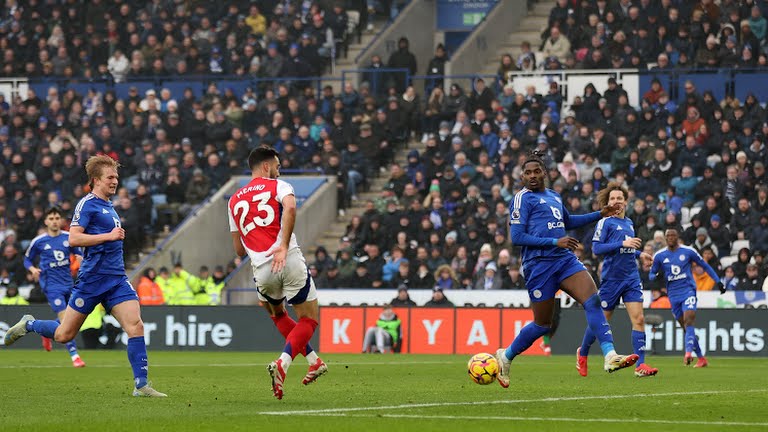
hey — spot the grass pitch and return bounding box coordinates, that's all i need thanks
[0,350,765,431]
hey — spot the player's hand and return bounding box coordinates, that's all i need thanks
[600,203,623,218]
[622,237,643,249]
[109,227,126,241]
[556,236,580,250]
[28,267,41,281]
[716,281,726,294]
[266,245,288,274]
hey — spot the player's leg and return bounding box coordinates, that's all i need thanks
[671,300,694,365]
[541,301,561,356]
[266,258,324,398]
[560,270,638,372]
[625,301,658,377]
[268,298,320,399]
[108,277,166,397]
[56,309,85,367]
[110,299,166,397]
[5,304,88,346]
[578,308,612,377]
[683,306,707,367]
[262,299,318,362]
[496,264,555,388]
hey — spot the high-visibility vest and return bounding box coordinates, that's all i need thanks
[0,295,29,305]
[80,304,105,331]
[167,270,196,305]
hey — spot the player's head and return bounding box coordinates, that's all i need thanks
[664,228,679,248]
[596,182,629,217]
[44,206,63,233]
[521,150,547,191]
[248,146,280,178]
[85,155,120,198]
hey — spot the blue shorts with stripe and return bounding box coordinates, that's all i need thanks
[522,254,587,302]
[598,279,644,311]
[670,291,697,320]
[69,273,138,315]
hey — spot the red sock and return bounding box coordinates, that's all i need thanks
[284,317,318,360]
[271,312,297,338]
[272,312,307,356]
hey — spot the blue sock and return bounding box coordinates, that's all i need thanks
[684,326,696,354]
[66,341,79,358]
[306,344,314,354]
[127,337,149,389]
[632,330,646,365]
[504,322,550,361]
[580,326,596,357]
[27,320,59,339]
[583,294,615,356]
[691,330,703,357]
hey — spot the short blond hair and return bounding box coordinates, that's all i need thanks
[85,155,120,188]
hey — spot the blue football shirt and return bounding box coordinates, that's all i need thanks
[24,231,82,292]
[650,245,719,299]
[592,217,641,282]
[510,188,578,264]
[71,193,126,276]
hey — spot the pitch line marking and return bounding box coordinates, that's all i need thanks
[311,413,768,427]
[258,389,768,416]
[0,360,453,369]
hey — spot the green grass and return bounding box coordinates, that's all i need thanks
[0,350,766,431]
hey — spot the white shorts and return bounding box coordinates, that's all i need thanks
[252,248,318,305]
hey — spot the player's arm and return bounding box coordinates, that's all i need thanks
[23,242,41,280]
[648,255,661,281]
[267,179,297,273]
[267,194,296,273]
[227,204,247,257]
[691,250,722,285]
[564,208,602,230]
[68,225,124,247]
[230,232,246,257]
[509,196,558,247]
[591,218,621,255]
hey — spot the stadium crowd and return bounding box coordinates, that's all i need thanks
[1,0,768,305]
[312,70,768,292]
[0,0,398,304]
[497,0,768,73]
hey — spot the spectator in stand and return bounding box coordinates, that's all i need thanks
[542,27,572,63]
[390,286,417,307]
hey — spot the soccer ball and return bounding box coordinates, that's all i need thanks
[467,352,498,385]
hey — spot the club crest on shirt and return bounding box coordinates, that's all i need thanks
[679,255,686,261]
[63,241,69,247]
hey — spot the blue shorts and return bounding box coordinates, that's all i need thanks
[598,279,644,311]
[523,254,587,302]
[670,292,697,320]
[45,290,71,314]
[69,273,138,315]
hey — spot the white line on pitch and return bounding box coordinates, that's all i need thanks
[258,389,768,416]
[0,360,453,369]
[310,413,768,427]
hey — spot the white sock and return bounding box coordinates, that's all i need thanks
[501,351,511,363]
[604,350,617,360]
[278,352,292,371]
[306,351,319,364]
[71,354,80,361]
